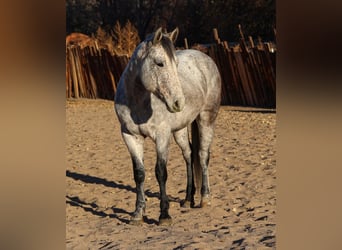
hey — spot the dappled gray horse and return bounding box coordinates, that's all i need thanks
[114,27,221,225]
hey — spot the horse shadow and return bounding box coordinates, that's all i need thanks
[66,195,131,224]
[66,170,163,225]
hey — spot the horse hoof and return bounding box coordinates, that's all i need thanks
[129,217,143,225]
[200,197,211,207]
[180,200,192,208]
[158,216,172,226]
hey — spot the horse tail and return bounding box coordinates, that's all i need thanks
[191,120,202,196]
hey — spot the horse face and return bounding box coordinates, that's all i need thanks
[140,28,185,113]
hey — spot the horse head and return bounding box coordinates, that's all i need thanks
[139,27,185,113]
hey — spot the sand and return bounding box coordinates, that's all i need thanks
[66,99,276,249]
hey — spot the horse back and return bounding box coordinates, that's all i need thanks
[176,49,221,110]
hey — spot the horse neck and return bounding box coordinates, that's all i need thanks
[124,42,150,102]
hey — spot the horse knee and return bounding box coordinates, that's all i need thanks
[132,157,145,183]
[133,165,145,183]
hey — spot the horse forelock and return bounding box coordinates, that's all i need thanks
[160,36,176,62]
[143,32,176,62]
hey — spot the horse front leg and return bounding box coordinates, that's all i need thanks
[122,132,145,225]
[155,134,172,225]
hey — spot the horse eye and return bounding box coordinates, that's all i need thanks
[155,61,164,67]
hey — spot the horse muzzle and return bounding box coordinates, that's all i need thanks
[155,84,185,113]
[168,96,185,113]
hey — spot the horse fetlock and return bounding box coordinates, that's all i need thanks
[129,216,144,225]
[130,207,145,225]
[133,204,146,216]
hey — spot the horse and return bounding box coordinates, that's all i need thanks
[114,27,221,225]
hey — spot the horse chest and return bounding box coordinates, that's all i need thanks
[121,110,157,139]
[137,124,157,139]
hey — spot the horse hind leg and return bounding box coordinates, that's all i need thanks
[196,111,218,207]
[173,127,195,208]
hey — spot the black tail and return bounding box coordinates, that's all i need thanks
[191,120,202,196]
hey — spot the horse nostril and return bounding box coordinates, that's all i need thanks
[172,99,183,112]
[174,100,179,109]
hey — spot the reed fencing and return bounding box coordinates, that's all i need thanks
[66,28,276,108]
[66,45,129,100]
[208,28,276,107]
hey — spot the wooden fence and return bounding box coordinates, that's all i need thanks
[208,29,276,107]
[66,45,129,100]
[66,29,276,108]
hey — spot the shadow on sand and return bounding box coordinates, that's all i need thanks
[66,170,170,225]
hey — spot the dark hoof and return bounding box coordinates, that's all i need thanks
[180,200,194,208]
[158,216,172,226]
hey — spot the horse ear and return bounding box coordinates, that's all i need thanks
[169,27,179,43]
[153,27,163,44]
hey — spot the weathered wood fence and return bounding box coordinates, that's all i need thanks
[208,28,276,107]
[66,29,276,108]
[66,45,129,100]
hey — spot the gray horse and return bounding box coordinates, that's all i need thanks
[114,27,221,225]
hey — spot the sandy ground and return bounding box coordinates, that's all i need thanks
[66,99,276,249]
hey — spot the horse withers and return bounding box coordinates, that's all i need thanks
[114,27,221,225]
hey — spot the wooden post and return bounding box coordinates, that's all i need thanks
[184,38,189,49]
[248,36,255,49]
[258,36,263,50]
[238,24,249,53]
[213,28,220,44]
[69,47,79,98]
[238,24,245,41]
